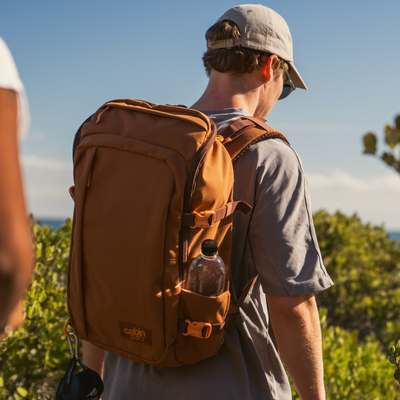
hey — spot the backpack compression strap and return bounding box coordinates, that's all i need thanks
[221,116,290,161]
[181,200,251,229]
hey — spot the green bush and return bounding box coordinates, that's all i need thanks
[292,309,399,399]
[387,340,400,384]
[0,218,72,400]
[314,210,400,345]
[1,211,400,398]
[322,310,399,399]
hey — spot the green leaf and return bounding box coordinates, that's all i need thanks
[45,245,54,259]
[45,357,56,368]
[382,152,395,167]
[388,346,396,357]
[394,369,400,382]
[363,132,377,154]
[395,115,400,130]
[37,290,46,302]
[35,242,42,258]
[0,376,3,387]
[385,125,400,149]
[16,387,28,397]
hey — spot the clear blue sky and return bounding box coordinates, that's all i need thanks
[2,0,400,229]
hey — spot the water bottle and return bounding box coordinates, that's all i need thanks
[187,239,226,296]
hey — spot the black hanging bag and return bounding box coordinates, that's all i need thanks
[56,329,103,400]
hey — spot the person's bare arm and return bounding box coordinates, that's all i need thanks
[83,340,105,378]
[267,293,326,400]
[0,88,33,337]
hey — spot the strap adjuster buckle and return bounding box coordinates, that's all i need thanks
[190,210,216,229]
[183,319,212,339]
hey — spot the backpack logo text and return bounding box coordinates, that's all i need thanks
[119,321,153,347]
[124,327,146,341]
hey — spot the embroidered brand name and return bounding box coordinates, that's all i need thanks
[124,327,146,341]
[119,321,152,347]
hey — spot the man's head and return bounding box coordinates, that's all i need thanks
[203,4,306,99]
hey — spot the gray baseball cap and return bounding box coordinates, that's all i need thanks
[207,4,307,90]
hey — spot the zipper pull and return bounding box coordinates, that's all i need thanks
[87,172,91,187]
[96,106,110,123]
[69,186,76,201]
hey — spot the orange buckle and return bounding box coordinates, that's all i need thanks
[190,210,216,229]
[183,319,212,339]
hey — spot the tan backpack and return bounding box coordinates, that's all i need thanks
[66,99,289,367]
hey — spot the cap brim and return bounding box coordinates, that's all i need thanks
[288,61,307,90]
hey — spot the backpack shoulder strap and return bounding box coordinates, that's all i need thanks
[220,116,290,161]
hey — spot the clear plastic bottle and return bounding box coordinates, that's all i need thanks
[187,239,226,296]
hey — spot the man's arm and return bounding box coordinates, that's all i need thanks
[267,293,325,400]
[0,88,33,338]
[83,340,105,378]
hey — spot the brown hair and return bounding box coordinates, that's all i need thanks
[203,20,287,77]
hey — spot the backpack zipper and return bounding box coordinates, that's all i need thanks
[179,121,218,284]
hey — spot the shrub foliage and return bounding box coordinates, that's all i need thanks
[314,210,400,345]
[1,212,400,398]
[291,309,399,399]
[0,218,71,399]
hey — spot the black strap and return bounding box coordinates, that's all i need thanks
[62,357,77,394]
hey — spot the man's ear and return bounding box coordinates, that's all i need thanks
[261,55,279,83]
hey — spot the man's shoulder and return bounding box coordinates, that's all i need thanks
[238,137,303,175]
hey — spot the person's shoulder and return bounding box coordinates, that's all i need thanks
[0,37,9,54]
[0,37,15,69]
[241,137,304,175]
[0,37,23,92]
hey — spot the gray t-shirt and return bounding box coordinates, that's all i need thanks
[102,108,333,400]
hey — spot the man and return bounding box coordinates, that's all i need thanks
[85,4,333,399]
[0,36,33,339]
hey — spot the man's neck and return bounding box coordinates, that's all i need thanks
[191,70,264,116]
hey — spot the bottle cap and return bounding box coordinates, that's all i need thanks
[201,239,218,256]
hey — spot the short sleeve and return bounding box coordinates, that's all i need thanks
[0,37,30,140]
[234,139,333,296]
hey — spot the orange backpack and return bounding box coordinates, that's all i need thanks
[66,99,288,367]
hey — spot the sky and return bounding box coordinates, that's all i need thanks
[1,0,400,230]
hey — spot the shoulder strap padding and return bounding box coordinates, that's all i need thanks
[221,116,290,161]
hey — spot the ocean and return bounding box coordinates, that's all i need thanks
[34,218,68,231]
[390,231,400,241]
[35,218,400,241]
